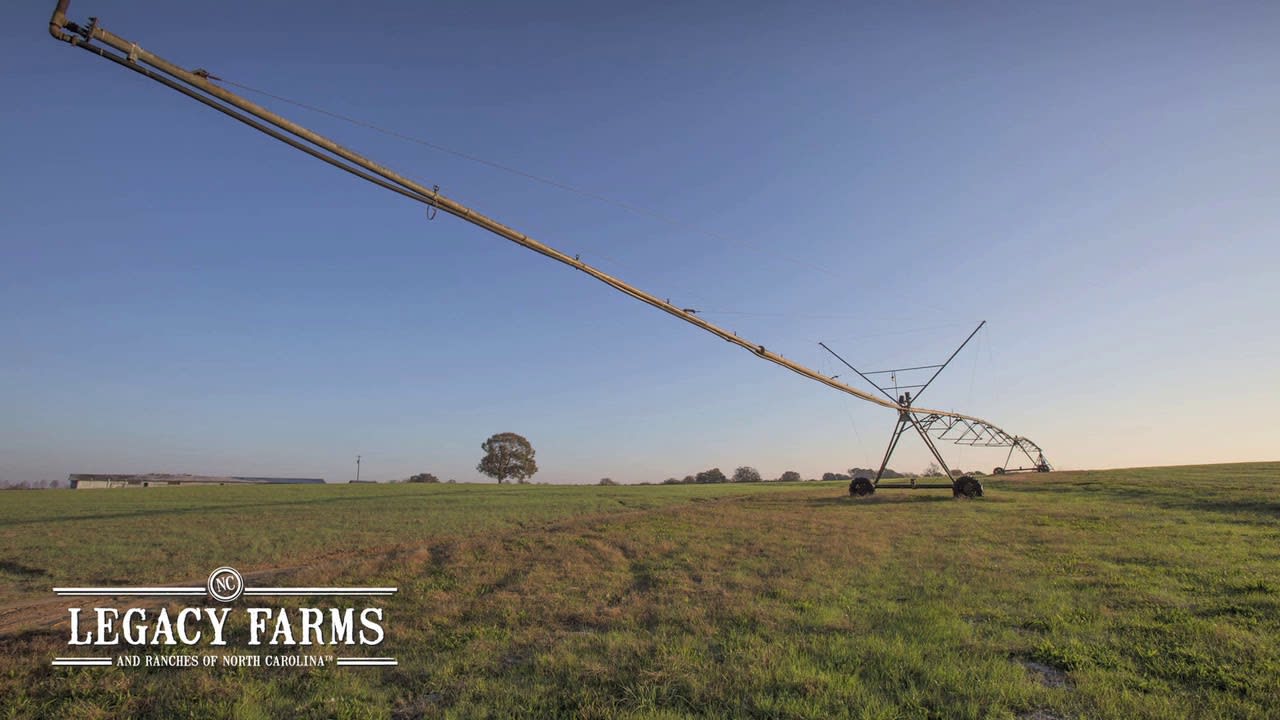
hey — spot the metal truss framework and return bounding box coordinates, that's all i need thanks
[914,413,1049,474]
[821,322,1050,497]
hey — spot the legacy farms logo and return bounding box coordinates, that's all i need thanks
[52,566,397,669]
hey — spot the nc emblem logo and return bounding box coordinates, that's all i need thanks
[206,566,244,603]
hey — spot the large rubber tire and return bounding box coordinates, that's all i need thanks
[993,467,1006,475]
[1036,464,1050,473]
[954,475,984,499]
[849,477,875,497]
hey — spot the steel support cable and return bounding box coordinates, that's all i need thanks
[214,66,743,331]
[212,86,733,316]
[813,321,982,345]
[62,42,435,210]
[47,6,1045,459]
[214,79,850,285]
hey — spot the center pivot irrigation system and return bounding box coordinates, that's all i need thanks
[46,1,1050,498]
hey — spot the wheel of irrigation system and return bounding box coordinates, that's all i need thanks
[993,467,1006,475]
[849,477,875,497]
[953,476,984,499]
[1036,464,1050,473]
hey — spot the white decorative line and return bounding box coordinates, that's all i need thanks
[52,657,113,667]
[53,587,205,596]
[243,587,398,596]
[335,657,398,666]
[53,586,397,597]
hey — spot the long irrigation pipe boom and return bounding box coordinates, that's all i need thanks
[46,1,1049,495]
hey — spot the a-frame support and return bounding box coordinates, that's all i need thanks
[821,322,986,498]
[992,438,1051,475]
[871,407,953,482]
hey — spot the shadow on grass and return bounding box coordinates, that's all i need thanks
[0,624,64,645]
[995,481,1280,519]
[802,494,958,507]
[0,492,411,528]
[0,561,48,577]
[1162,497,1280,518]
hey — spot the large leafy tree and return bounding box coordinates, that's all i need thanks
[476,432,538,484]
[695,467,727,484]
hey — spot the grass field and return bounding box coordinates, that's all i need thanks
[1,462,1277,719]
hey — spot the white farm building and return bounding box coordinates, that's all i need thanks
[68,474,325,489]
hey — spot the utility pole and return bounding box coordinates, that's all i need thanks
[356,455,361,483]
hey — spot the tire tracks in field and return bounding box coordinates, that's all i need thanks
[0,563,317,638]
[0,487,800,637]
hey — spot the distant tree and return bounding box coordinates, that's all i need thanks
[598,478,618,486]
[779,470,802,483]
[971,470,985,476]
[923,463,943,477]
[822,472,852,482]
[733,466,762,483]
[949,469,964,478]
[50,479,62,489]
[695,468,727,484]
[850,467,904,479]
[407,472,441,483]
[681,475,696,484]
[662,477,681,485]
[477,432,538,484]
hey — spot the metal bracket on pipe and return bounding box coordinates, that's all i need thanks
[427,185,440,220]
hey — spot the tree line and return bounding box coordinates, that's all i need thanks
[402,432,986,485]
[0,479,64,490]
[661,467,799,484]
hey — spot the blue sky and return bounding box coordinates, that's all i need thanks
[2,1,1276,484]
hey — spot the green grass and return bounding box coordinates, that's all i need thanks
[1,463,1278,719]
[0,481,798,606]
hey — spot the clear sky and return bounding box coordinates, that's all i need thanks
[2,1,1277,484]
